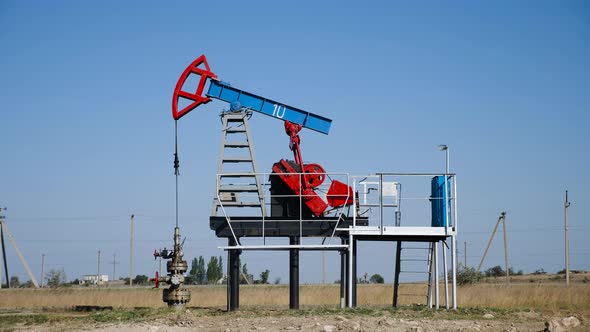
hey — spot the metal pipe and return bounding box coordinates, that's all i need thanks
[426,243,433,308]
[352,238,357,307]
[347,233,353,308]
[434,242,439,309]
[340,239,346,308]
[451,235,457,310]
[289,237,300,309]
[442,242,449,309]
[352,179,357,227]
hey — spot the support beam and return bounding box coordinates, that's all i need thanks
[451,235,457,310]
[434,242,439,309]
[347,233,353,308]
[393,241,402,307]
[289,237,300,309]
[352,239,357,307]
[339,238,346,308]
[1,224,8,288]
[1,221,38,288]
[442,241,449,309]
[228,238,240,311]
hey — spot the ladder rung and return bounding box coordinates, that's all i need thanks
[219,185,259,192]
[225,127,246,133]
[216,202,262,207]
[225,115,247,121]
[222,157,253,163]
[400,271,430,274]
[400,259,429,262]
[224,142,249,148]
[219,173,257,178]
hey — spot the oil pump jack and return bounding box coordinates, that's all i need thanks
[152,55,353,307]
[174,55,352,217]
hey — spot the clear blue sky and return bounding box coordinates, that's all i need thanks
[1,1,588,285]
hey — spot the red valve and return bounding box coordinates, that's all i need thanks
[150,271,160,288]
[172,55,218,120]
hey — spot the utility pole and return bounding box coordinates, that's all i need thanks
[0,207,8,288]
[502,213,509,283]
[564,190,571,286]
[1,215,39,287]
[111,253,118,282]
[478,212,507,275]
[97,250,101,285]
[464,241,467,267]
[129,214,134,286]
[41,254,45,288]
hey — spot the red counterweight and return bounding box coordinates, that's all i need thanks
[272,121,353,217]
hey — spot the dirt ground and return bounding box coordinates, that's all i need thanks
[1,307,586,332]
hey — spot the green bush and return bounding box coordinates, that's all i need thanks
[455,264,483,285]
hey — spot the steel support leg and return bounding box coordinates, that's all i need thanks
[451,235,457,310]
[289,237,300,309]
[442,241,449,309]
[347,233,353,308]
[340,238,346,308]
[352,238,357,307]
[393,241,402,307]
[228,238,240,311]
[427,243,433,308]
[434,241,439,309]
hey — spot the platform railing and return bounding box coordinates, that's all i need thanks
[350,173,457,236]
[215,171,352,249]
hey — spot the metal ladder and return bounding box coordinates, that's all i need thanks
[212,110,266,217]
[393,242,435,307]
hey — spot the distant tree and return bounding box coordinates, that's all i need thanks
[532,268,547,275]
[484,265,505,277]
[133,274,149,285]
[274,277,281,285]
[9,276,20,288]
[259,270,270,284]
[369,274,384,284]
[333,279,341,284]
[197,256,206,284]
[46,269,67,288]
[23,280,36,288]
[455,264,484,285]
[186,257,198,285]
[207,256,222,284]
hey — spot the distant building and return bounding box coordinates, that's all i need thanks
[79,274,109,285]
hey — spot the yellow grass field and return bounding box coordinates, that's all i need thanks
[1,283,589,314]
